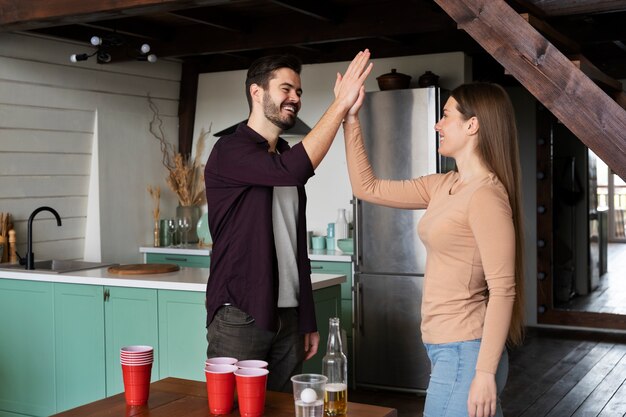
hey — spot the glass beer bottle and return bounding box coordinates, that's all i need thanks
[322,317,348,416]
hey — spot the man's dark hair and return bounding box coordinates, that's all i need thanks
[245,54,302,111]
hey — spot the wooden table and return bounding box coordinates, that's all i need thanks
[51,377,397,417]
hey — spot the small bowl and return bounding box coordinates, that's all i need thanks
[336,238,353,254]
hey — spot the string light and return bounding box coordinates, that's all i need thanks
[70,34,157,64]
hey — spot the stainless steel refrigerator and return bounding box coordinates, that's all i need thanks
[353,87,451,392]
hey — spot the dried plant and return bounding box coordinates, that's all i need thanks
[147,185,161,221]
[148,95,210,207]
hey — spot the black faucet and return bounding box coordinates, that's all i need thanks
[25,206,62,270]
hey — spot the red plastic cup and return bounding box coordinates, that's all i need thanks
[205,357,238,366]
[235,360,268,369]
[235,368,270,417]
[205,364,238,414]
[121,363,152,406]
[121,345,153,355]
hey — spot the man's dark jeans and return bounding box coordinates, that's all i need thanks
[206,305,305,392]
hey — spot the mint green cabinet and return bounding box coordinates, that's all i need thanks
[310,261,352,326]
[104,287,159,396]
[54,283,106,412]
[310,260,354,387]
[146,253,210,268]
[302,284,341,375]
[158,290,207,382]
[0,279,55,417]
[55,285,159,410]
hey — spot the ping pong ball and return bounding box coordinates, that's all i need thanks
[300,387,317,403]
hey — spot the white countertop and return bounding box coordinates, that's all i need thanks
[0,267,345,292]
[139,245,352,262]
[140,245,211,256]
[308,249,353,262]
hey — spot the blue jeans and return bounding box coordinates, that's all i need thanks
[206,305,305,392]
[423,339,508,417]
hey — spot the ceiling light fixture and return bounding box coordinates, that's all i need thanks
[70,34,157,64]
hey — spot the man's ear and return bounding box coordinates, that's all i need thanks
[250,83,262,105]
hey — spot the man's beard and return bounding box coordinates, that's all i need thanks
[263,91,297,131]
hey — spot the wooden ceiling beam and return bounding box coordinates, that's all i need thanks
[269,1,338,22]
[167,9,246,33]
[435,0,626,180]
[525,0,626,16]
[158,3,454,57]
[0,0,239,31]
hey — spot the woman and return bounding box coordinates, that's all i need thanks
[340,81,525,417]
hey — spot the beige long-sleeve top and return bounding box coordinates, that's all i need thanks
[344,119,515,374]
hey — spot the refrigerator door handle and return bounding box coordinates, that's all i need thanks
[356,281,364,335]
[352,197,361,267]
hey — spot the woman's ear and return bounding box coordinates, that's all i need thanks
[466,116,479,136]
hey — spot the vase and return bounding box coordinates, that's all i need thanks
[153,220,160,247]
[176,205,201,243]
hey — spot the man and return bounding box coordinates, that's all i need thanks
[204,50,371,392]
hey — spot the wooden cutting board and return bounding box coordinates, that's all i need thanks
[108,263,180,275]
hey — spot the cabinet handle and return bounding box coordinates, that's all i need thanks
[103,288,110,302]
[165,256,187,262]
[311,265,323,270]
[357,281,363,335]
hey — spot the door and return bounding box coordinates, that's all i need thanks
[105,286,159,396]
[355,273,429,391]
[158,290,207,381]
[55,283,106,412]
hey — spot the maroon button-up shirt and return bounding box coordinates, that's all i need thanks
[204,123,317,333]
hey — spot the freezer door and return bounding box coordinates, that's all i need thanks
[354,273,430,391]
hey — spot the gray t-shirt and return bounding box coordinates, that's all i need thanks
[272,186,300,308]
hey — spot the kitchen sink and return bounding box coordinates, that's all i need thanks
[0,260,117,274]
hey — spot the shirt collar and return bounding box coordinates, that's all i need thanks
[236,122,290,152]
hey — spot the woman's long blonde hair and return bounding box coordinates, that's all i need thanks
[451,82,525,346]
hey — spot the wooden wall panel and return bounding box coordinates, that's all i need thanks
[0,130,92,153]
[0,33,182,264]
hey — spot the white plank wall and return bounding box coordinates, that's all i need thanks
[0,32,181,264]
[0,100,94,260]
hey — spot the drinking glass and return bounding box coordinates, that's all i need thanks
[178,217,191,247]
[167,218,178,247]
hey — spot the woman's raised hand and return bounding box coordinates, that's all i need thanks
[333,49,372,114]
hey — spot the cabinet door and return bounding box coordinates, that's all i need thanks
[54,283,106,412]
[158,290,207,381]
[0,279,55,417]
[104,287,159,396]
[302,285,341,375]
[146,253,210,268]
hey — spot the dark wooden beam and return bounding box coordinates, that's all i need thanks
[525,0,626,16]
[158,3,454,58]
[520,13,580,53]
[167,9,247,33]
[0,0,238,31]
[269,1,338,22]
[569,54,624,93]
[178,61,199,157]
[435,0,626,180]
